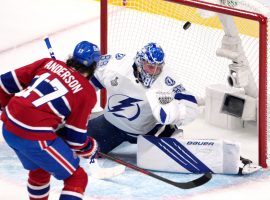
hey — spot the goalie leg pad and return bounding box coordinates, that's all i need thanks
[137,135,241,174]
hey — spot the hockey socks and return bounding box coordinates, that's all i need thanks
[28,168,51,200]
[60,167,88,200]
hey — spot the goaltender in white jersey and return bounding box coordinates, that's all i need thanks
[88,43,198,148]
[88,43,260,175]
[92,54,198,135]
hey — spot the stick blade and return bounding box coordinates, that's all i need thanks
[174,172,212,189]
[89,159,126,179]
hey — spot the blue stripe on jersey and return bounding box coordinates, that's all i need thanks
[90,76,104,89]
[160,108,167,124]
[36,82,70,116]
[174,93,197,104]
[64,128,87,145]
[144,136,213,173]
[0,72,21,93]
[27,185,50,196]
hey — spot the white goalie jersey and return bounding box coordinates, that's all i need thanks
[90,53,199,135]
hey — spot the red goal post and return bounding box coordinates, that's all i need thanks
[100,0,269,167]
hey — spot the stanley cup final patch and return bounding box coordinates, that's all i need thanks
[111,77,119,86]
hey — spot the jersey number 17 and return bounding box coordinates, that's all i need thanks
[20,72,68,107]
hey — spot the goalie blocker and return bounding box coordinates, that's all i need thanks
[137,135,261,174]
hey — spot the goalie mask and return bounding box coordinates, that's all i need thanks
[135,43,165,88]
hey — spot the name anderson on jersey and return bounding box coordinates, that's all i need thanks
[44,61,83,94]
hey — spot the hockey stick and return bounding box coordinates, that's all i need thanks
[43,37,125,179]
[44,37,56,59]
[99,152,212,189]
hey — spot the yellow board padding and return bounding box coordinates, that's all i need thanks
[107,0,258,37]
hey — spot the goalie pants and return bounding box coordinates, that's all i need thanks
[87,114,137,153]
[2,125,88,200]
[87,114,178,153]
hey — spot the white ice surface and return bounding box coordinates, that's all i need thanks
[0,0,270,199]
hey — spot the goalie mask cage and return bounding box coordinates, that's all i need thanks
[100,0,269,167]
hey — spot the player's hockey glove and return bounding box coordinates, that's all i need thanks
[75,136,99,163]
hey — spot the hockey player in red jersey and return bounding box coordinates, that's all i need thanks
[0,41,100,200]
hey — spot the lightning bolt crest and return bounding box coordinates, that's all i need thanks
[110,97,142,112]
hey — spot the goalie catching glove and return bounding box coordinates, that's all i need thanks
[74,136,99,163]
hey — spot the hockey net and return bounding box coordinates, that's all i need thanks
[100,0,270,167]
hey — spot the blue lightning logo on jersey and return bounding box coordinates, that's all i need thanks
[108,94,143,121]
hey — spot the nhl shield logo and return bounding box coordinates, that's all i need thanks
[111,77,119,86]
[115,53,126,60]
[165,76,175,86]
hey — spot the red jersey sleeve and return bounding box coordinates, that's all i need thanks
[0,58,50,107]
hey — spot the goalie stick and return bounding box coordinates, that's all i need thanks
[43,37,125,179]
[99,152,212,189]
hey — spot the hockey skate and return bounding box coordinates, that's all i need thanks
[238,157,262,175]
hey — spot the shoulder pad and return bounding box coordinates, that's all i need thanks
[97,53,126,68]
[115,53,126,60]
[97,54,112,68]
[172,84,186,94]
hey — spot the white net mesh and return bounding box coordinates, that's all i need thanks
[104,0,269,166]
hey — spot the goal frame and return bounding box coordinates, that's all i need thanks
[100,0,268,167]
